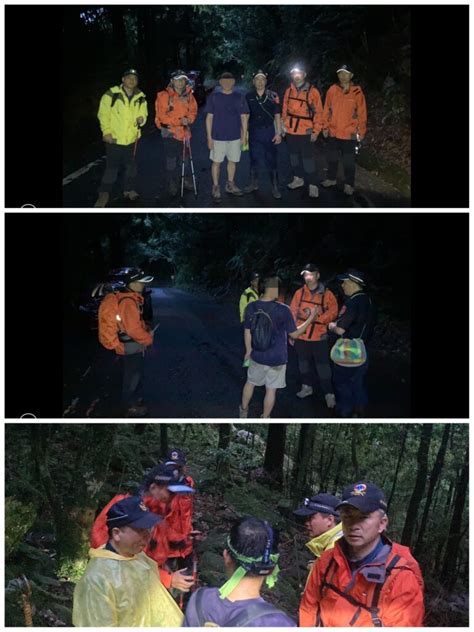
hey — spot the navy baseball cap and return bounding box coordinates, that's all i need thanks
[106,496,162,529]
[144,463,194,494]
[293,493,340,518]
[337,482,388,514]
[123,68,139,78]
[337,64,353,74]
[166,448,187,466]
[300,263,319,275]
[336,268,367,286]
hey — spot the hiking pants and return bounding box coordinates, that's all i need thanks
[286,134,320,185]
[99,142,136,193]
[294,338,333,394]
[326,138,357,187]
[332,359,369,416]
[121,351,144,408]
[249,126,277,173]
[162,136,182,184]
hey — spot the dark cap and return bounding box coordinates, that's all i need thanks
[106,496,162,529]
[166,448,187,466]
[250,272,260,282]
[293,493,340,518]
[300,263,319,275]
[336,268,367,286]
[125,267,154,284]
[337,482,387,514]
[290,64,306,74]
[253,69,268,79]
[123,68,139,78]
[170,69,189,81]
[144,463,194,494]
[337,64,353,74]
[219,71,235,80]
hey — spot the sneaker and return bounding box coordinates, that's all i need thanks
[94,192,110,208]
[225,181,243,196]
[212,184,221,200]
[321,179,337,188]
[168,180,179,197]
[344,184,354,196]
[296,385,313,399]
[325,393,336,409]
[124,190,140,201]
[309,184,319,198]
[287,176,305,190]
[239,405,248,419]
[184,176,194,192]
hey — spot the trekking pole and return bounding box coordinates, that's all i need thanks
[185,128,198,197]
[133,122,141,161]
[180,132,187,198]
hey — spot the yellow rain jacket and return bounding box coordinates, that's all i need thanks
[239,286,259,323]
[98,85,148,146]
[72,547,183,627]
[304,522,343,589]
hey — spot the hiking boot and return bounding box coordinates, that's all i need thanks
[244,171,259,194]
[225,180,243,196]
[321,179,337,188]
[212,184,221,201]
[125,404,148,418]
[168,179,179,197]
[94,192,110,208]
[309,184,319,198]
[325,393,336,409]
[183,176,194,192]
[344,184,354,196]
[239,405,249,419]
[296,384,313,399]
[124,190,140,201]
[287,176,305,190]
[271,170,282,199]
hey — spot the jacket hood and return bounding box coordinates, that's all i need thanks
[306,522,343,558]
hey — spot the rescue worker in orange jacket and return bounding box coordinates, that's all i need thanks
[155,70,198,197]
[109,268,154,417]
[321,64,367,196]
[90,464,195,593]
[289,264,338,409]
[299,481,424,627]
[282,65,324,199]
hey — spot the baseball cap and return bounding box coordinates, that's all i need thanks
[293,493,340,518]
[337,64,353,74]
[125,268,154,284]
[336,268,367,286]
[171,69,189,80]
[337,482,388,514]
[144,463,194,494]
[106,496,162,529]
[300,263,319,275]
[166,448,187,466]
[253,69,268,79]
[123,68,139,78]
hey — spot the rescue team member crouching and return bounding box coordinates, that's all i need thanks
[98,268,154,418]
[282,65,324,199]
[244,70,283,199]
[184,517,296,626]
[239,272,260,323]
[73,496,184,627]
[321,64,367,196]
[299,482,424,627]
[289,263,338,409]
[95,69,147,208]
[90,463,195,593]
[155,70,198,197]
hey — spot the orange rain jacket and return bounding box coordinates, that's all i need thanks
[282,82,324,136]
[155,85,198,141]
[112,291,152,356]
[323,83,367,141]
[289,284,338,342]
[299,537,425,627]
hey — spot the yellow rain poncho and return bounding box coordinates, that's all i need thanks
[72,547,183,627]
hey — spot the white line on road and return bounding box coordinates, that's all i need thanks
[62,157,105,186]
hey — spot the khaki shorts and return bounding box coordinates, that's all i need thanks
[247,359,287,389]
[210,139,242,163]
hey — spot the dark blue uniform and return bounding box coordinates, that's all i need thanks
[246,89,281,173]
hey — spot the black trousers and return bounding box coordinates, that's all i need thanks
[162,136,183,180]
[121,352,144,408]
[294,338,333,394]
[285,134,321,185]
[99,142,137,193]
[249,126,277,173]
[327,138,357,186]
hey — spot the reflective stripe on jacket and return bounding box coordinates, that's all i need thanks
[299,537,425,627]
[289,284,338,341]
[155,85,198,141]
[97,85,148,145]
[282,83,323,136]
[323,83,367,140]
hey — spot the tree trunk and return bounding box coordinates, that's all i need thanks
[387,425,409,507]
[401,424,433,547]
[351,426,360,480]
[292,425,315,497]
[414,424,450,558]
[218,424,231,450]
[263,424,286,486]
[160,424,168,457]
[441,445,469,589]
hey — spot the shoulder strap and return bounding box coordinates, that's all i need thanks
[226,601,282,627]
[369,554,402,626]
[190,587,206,626]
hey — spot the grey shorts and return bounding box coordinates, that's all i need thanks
[247,359,287,389]
[210,139,242,163]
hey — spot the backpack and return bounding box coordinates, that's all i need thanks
[98,293,137,350]
[191,587,282,627]
[250,302,278,352]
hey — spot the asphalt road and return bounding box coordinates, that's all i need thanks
[63,287,410,418]
[62,106,410,209]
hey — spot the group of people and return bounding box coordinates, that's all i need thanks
[239,265,375,419]
[72,452,425,627]
[94,63,367,206]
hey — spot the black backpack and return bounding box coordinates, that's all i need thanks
[250,302,278,352]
